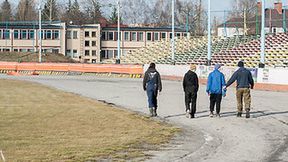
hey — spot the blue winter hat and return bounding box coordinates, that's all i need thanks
[214,64,221,70]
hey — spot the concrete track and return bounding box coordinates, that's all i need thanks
[2,75,288,162]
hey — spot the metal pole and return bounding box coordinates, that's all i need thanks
[186,11,189,34]
[172,0,175,65]
[116,0,120,64]
[260,0,265,68]
[207,0,211,65]
[283,5,286,32]
[39,0,42,63]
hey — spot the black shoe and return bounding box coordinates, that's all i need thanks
[237,112,242,117]
[191,114,195,118]
[152,108,157,117]
[246,111,250,118]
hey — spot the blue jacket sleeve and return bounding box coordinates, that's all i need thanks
[221,73,226,87]
[206,73,212,93]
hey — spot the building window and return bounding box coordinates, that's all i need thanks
[67,31,71,39]
[14,49,19,52]
[139,32,143,41]
[108,32,113,40]
[29,30,35,39]
[14,30,19,39]
[147,32,152,41]
[176,33,181,38]
[154,32,159,41]
[169,32,173,39]
[92,31,96,37]
[21,30,27,39]
[131,32,137,41]
[46,30,52,39]
[73,50,78,58]
[73,31,78,39]
[53,30,59,39]
[0,30,2,39]
[85,41,90,47]
[92,41,96,46]
[101,32,106,40]
[85,50,90,56]
[92,50,97,56]
[124,32,129,41]
[161,32,166,39]
[66,49,71,57]
[3,30,10,39]
[85,31,90,37]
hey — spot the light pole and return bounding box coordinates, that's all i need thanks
[259,0,265,68]
[207,0,211,65]
[38,0,42,63]
[171,0,175,65]
[116,0,121,64]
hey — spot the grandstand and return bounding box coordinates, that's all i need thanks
[190,33,288,68]
[157,35,259,65]
[103,37,208,64]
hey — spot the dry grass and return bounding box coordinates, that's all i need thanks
[0,79,179,161]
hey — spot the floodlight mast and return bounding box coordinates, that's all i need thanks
[116,0,121,64]
[38,0,42,63]
[172,0,175,65]
[207,0,211,66]
[260,0,266,68]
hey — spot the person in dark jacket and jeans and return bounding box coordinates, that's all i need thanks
[143,63,162,117]
[206,64,226,118]
[183,64,199,118]
[226,61,254,118]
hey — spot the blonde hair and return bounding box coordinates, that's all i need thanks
[190,64,196,71]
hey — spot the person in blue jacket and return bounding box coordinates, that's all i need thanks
[206,64,226,118]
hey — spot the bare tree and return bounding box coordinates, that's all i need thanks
[84,0,103,24]
[15,0,37,21]
[229,0,257,19]
[0,0,13,21]
[42,0,59,22]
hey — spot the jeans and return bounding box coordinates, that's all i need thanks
[209,94,222,114]
[147,88,158,108]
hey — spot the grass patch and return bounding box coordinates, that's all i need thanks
[0,79,179,161]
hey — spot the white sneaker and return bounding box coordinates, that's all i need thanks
[186,110,191,118]
[209,112,214,118]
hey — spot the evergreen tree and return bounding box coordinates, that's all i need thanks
[15,0,37,21]
[0,0,13,21]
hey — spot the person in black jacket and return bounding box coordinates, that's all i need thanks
[143,63,162,117]
[226,61,254,118]
[183,64,199,118]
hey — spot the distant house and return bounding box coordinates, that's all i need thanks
[218,2,288,37]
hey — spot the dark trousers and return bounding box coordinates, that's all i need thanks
[185,92,197,115]
[147,89,158,109]
[209,94,222,114]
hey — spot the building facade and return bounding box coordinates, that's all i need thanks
[0,21,185,63]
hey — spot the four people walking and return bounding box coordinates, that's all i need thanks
[143,61,254,118]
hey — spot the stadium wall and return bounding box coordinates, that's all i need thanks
[143,64,288,92]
